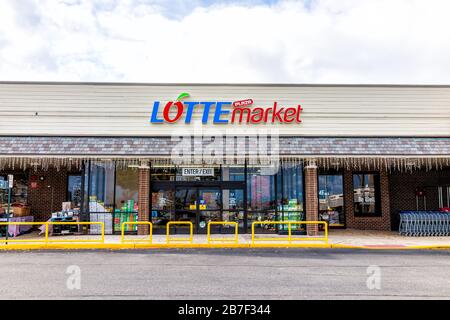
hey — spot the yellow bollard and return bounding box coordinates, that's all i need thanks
[207,221,239,244]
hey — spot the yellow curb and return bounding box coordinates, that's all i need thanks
[331,244,450,250]
[0,243,330,250]
[0,243,448,250]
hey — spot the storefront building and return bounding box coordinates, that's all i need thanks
[0,82,448,235]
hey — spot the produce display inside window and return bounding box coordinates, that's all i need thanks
[114,200,138,232]
[278,199,304,231]
[114,168,139,232]
[277,164,304,231]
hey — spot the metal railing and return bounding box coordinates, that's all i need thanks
[251,221,328,245]
[0,221,105,244]
[0,220,330,248]
[45,222,105,243]
[0,222,48,243]
[121,222,153,243]
[207,221,239,244]
[166,221,194,243]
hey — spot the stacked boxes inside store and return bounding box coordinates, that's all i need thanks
[89,196,113,234]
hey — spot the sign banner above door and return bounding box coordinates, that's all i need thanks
[182,168,215,177]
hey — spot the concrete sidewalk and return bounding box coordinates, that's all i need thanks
[1,229,449,249]
[328,229,450,248]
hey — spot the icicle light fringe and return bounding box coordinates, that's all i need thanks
[0,156,448,172]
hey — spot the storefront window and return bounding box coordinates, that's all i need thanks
[151,166,176,181]
[89,162,115,212]
[222,211,244,228]
[199,188,221,210]
[198,211,221,226]
[353,173,381,216]
[152,187,174,211]
[247,166,276,212]
[132,160,307,233]
[278,163,304,230]
[0,173,28,214]
[319,174,344,226]
[151,186,174,230]
[175,188,197,210]
[279,164,304,211]
[115,168,138,212]
[88,162,114,234]
[83,163,89,213]
[222,166,245,181]
[114,168,139,232]
[247,165,277,230]
[67,174,82,208]
[223,189,244,210]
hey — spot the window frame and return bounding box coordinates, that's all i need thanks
[66,173,83,208]
[317,170,346,228]
[352,171,382,217]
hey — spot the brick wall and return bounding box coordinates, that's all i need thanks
[0,167,74,222]
[4,164,152,233]
[343,169,391,231]
[389,169,450,230]
[137,166,150,235]
[305,163,319,235]
[28,168,70,222]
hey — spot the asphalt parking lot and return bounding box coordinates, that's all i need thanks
[0,249,449,299]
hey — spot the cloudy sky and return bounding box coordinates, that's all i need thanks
[0,0,449,84]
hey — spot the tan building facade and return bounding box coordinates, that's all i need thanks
[0,82,449,235]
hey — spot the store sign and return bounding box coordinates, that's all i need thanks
[8,175,13,188]
[182,167,214,176]
[150,93,303,124]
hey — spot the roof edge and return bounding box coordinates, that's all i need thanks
[1,81,450,88]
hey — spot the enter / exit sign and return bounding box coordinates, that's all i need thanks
[182,168,214,177]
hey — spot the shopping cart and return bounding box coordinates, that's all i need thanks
[399,211,450,237]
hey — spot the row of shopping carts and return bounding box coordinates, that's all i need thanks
[399,211,450,236]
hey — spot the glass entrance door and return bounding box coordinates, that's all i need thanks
[152,183,244,234]
[174,188,198,234]
[197,188,222,233]
[174,187,222,233]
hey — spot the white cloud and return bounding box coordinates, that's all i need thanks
[0,0,449,84]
